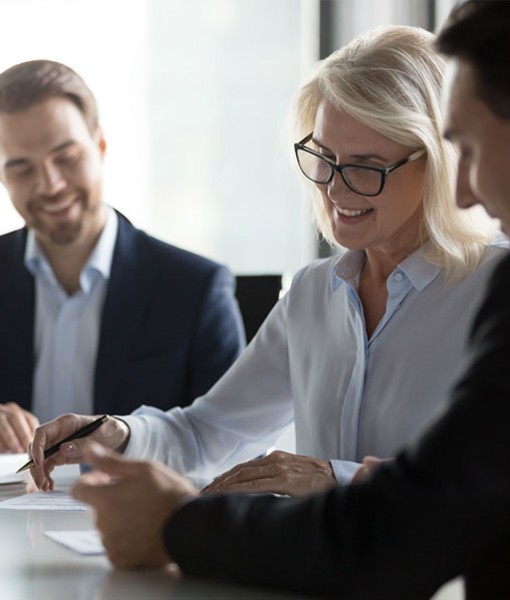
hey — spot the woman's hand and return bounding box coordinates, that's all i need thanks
[29,413,130,491]
[202,450,337,496]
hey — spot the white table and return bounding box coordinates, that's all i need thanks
[0,462,464,600]
[0,463,300,600]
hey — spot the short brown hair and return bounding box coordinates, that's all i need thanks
[0,59,99,133]
[436,0,510,119]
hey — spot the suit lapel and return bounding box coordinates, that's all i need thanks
[93,214,159,414]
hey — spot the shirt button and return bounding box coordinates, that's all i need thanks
[394,273,403,282]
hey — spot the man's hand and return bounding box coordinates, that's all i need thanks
[71,443,199,570]
[0,403,39,453]
[351,456,392,484]
[202,450,337,496]
[29,413,130,491]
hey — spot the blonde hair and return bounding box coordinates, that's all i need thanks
[291,24,497,280]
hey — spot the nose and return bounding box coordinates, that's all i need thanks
[324,169,354,201]
[455,160,479,210]
[34,162,66,197]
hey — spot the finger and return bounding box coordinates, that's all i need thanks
[24,411,40,432]
[202,463,251,493]
[207,476,285,495]
[351,465,370,484]
[71,477,109,505]
[204,463,280,493]
[30,451,62,491]
[83,443,146,479]
[3,404,35,450]
[31,414,94,468]
[202,457,269,493]
[0,417,24,453]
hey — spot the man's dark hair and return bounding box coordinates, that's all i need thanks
[0,59,99,133]
[436,0,510,119]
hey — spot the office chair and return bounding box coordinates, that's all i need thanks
[235,274,283,343]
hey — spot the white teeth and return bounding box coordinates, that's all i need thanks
[336,207,372,217]
[41,200,74,213]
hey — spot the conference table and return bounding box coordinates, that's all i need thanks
[0,459,463,600]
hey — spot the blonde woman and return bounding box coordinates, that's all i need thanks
[31,25,505,496]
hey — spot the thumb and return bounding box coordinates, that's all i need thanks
[83,442,140,478]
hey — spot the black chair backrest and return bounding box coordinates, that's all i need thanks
[235,274,283,343]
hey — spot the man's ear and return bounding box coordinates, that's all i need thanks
[95,127,107,157]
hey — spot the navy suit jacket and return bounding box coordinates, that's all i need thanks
[165,254,510,599]
[0,211,245,416]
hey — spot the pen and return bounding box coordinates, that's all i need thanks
[16,414,109,473]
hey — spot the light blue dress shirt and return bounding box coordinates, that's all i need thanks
[122,243,506,487]
[26,207,118,422]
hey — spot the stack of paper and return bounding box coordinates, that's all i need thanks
[0,453,29,491]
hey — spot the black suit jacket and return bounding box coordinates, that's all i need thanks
[165,253,510,599]
[0,211,245,415]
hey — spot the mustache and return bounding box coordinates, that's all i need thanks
[29,189,75,205]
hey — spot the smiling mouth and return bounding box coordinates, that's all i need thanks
[40,198,77,214]
[335,207,373,218]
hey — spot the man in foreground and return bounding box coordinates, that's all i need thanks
[71,2,510,598]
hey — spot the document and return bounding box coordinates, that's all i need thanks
[44,530,105,555]
[0,453,28,486]
[0,490,87,511]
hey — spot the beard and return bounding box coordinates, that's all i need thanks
[44,219,83,245]
[27,188,102,247]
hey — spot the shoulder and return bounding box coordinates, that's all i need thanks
[465,244,510,284]
[284,254,345,313]
[0,227,26,247]
[480,241,509,265]
[0,227,27,261]
[469,252,510,340]
[291,254,342,288]
[487,251,510,290]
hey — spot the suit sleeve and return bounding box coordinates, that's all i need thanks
[186,265,245,402]
[163,255,510,599]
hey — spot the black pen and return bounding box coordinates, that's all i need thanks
[16,414,109,473]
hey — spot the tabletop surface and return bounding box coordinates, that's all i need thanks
[0,459,463,600]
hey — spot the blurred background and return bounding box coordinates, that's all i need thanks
[0,0,459,279]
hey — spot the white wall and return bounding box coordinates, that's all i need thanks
[0,0,316,277]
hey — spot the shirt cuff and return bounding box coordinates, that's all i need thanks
[330,459,361,485]
[114,414,148,459]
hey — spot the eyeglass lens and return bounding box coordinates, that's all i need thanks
[296,148,383,195]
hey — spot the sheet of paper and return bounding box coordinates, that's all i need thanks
[0,473,26,486]
[44,530,105,555]
[0,452,28,474]
[0,490,87,511]
[0,453,29,487]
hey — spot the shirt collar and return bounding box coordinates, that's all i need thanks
[330,243,441,293]
[24,205,118,286]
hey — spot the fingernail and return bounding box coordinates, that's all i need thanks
[61,443,75,454]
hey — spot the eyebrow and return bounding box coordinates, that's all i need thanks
[4,140,77,169]
[311,137,386,162]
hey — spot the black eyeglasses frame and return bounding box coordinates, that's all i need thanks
[294,132,426,197]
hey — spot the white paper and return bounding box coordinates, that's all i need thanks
[0,453,29,487]
[0,490,87,511]
[0,473,26,486]
[44,530,105,555]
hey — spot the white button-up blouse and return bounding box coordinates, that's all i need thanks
[122,244,506,487]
